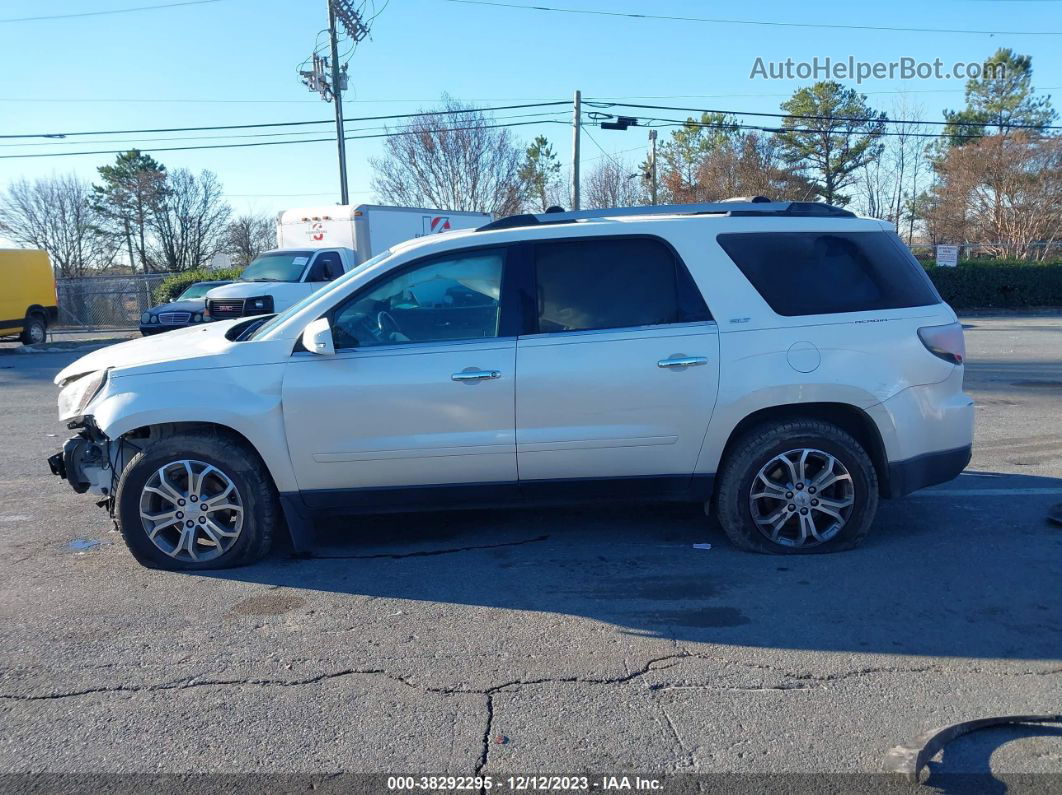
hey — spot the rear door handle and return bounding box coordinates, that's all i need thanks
[657,356,708,368]
[451,369,501,382]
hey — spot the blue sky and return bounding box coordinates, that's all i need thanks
[0,0,1059,220]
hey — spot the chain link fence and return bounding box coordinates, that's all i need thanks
[56,274,169,330]
[909,242,1062,261]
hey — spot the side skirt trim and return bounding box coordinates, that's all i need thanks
[284,473,715,522]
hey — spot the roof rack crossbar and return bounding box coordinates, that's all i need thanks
[477,200,854,231]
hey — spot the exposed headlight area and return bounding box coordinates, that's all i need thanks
[57,369,108,421]
[140,312,151,324]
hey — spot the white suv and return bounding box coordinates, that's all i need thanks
[48,200,973,570]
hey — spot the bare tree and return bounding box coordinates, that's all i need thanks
[225,213,276,267]
[0,174,117,277]
[150,169,231,272]
[888,96,929,239]
[697,133,816,202]
[583,158,646,209]
[370,98,524,215]
[925,133,1062,260]
[855,95,931,237]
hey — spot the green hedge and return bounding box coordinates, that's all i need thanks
[923,263,1062,310]
[152,267,244,305]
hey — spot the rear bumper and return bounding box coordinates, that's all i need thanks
[886,444,972,498]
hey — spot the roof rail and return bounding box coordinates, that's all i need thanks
[477,199,855,231]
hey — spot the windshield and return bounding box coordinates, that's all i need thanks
[249,249,393,340]
[177,282,219,300]
[239,251,313,283]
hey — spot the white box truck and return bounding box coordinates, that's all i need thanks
[204,204,491,321]
[276,204,491,264]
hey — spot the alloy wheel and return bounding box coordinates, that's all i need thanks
[748,448,855,548]
[138,459,244,562]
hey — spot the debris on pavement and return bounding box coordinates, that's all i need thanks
[883,713,1062,783]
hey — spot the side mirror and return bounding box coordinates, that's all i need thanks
[301,317,335,355]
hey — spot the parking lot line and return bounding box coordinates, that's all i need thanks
[912,488,1062,497]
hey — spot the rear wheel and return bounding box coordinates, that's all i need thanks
[20,313,46,345]
[714,419,878,554]
[114,431,277,570]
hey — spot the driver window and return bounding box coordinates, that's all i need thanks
[307,251,343,282]
[332,250,504,349]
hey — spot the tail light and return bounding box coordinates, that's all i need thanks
[918,322,965,365]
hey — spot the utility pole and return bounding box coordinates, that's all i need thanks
[648,129,658,205]
[327,0,349,204]
[571,89,581,211]
[300,1,371,205]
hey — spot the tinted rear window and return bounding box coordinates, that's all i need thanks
[716,231,940,316]
[533,237,710,333]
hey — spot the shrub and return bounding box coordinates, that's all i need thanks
[923,263,1062,309]
[152,267,243,305]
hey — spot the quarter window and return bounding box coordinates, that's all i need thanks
[532,238,708,333]
[716,231,940,316]
[331,250,504,349]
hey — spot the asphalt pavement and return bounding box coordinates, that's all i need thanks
[0,316,1059,791]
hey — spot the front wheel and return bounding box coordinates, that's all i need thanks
[114,431,277,570]
[714,419,879,554]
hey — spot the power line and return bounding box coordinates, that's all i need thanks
[0,109,569,148]
[640,115,1023,142]
[0,95,579,105]
[0,100,570,140]
[0,0,224,24]
[581,125,628,169]
[440,0,1062,36]
[0,119,569,160]
[590,87,1062,100]
[583,144,646,163]
[591,100,1062,131]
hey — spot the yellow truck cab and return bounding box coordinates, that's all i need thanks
[1,249,57,345]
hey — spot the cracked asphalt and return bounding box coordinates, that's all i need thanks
[0,315,1060,787]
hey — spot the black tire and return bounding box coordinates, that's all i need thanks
[714,419,879,554]
[114,430,277,570]
[20,313,46,345]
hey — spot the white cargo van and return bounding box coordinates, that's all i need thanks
[205,205,491,320]
[276,204,491,264]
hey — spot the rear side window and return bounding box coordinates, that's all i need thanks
[532,237,709,333]
[716,231,940,316]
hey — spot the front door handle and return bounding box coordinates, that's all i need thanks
[451,369,501,382]
[657,356,708,368]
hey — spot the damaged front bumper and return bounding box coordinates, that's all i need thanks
[48,423,114,496]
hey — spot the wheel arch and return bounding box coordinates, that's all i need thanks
[716,402,892,497]
[117,420,306,554]
[24,304,49,321]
